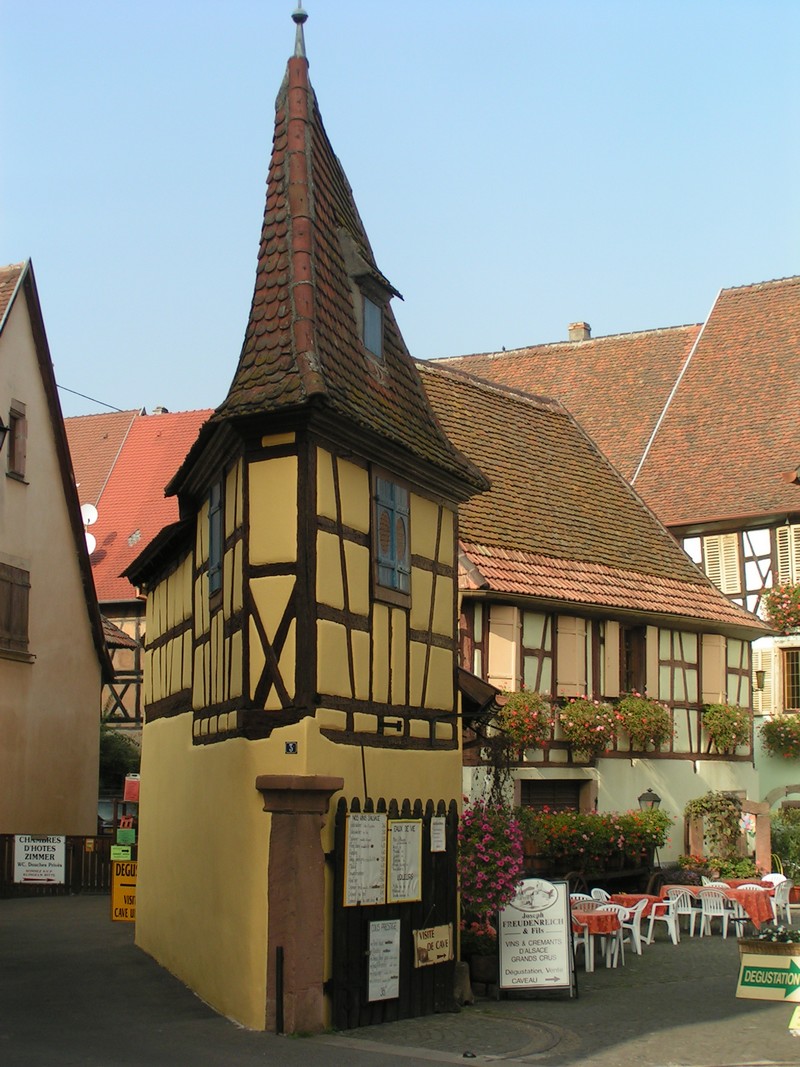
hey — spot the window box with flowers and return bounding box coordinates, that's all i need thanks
[762,582,800,634]
[557,697,618,759]
[761,715,800,760]
[702,702,751,754]
[739,924,800,959]
[617,692,674,751]
[496,690,554,754]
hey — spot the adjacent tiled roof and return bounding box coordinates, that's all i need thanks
[101,615,139,650]
[66,409,211,602]
[64,410,139,506]
[0,263,25,323]
[436,324,701,483]
[210,39,486,497]
[419,361,767,637]
[634,277,800,526]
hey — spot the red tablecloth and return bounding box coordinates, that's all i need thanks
[571,910,621,935]
[658,884,772,928]
[611,893,661,916]
[723,879,775,893]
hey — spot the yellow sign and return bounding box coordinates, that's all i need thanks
[111,860,137,923]
[414,923,452,968]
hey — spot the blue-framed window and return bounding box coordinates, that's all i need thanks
[375,476,410,594]
[208,482,223,597]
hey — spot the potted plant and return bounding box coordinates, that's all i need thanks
[617,692,674,750]
[496,689,554,752]
[739,923,800,959]
[558,697,618,759]
[762,581,800,633]
[457,800,524,979]
[702,702,751,753]
[761,716,800,759]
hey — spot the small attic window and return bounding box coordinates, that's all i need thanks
[363,295,383,358]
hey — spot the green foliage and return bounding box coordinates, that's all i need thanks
[684,791,742,858]
[99,721,140,794]
[754,923,800,943]
[702,703,751,753]
[516,807,672,872]
[617,692,674,750]
[710,855,762,878]
[771,808,800,880]
[761,716,800,759]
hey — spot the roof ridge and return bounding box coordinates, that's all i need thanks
[719,274,800,295]
[436,322,702,362]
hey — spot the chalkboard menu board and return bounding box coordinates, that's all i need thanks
[344,812,387,906]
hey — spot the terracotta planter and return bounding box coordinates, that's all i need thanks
[738,938,800,958]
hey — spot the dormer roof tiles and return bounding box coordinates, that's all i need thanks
[419,361,767,638]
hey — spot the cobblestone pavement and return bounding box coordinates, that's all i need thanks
[4,896,800,1067]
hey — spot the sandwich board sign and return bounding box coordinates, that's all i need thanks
[737,950,800,1001]
[498,878,575,996]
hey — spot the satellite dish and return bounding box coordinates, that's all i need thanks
[81,503,98,527]
[85,532,96,555]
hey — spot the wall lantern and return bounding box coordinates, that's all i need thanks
[0,416,8,455]
[638,787,661,810]
[754,670,766,692]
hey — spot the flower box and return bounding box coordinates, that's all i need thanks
[738,938,800,958]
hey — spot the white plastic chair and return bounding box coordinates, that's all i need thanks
[591,888,611,902]
[620,897,649,955]
[646,897,681,945]
[773,878,794,923]
[763,873,788,886]
[698,888,732,937]
[665,887,699,937]
[570,893,594,905]
[595,904,628,968]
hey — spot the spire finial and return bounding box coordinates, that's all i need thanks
[292,3,308,59]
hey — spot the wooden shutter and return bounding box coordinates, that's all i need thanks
[776,525,800,584]
[0,563,30,653]
[753,644,778,716]
[556,616,587,697]
[703,533,740,594]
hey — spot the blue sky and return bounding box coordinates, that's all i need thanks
[4,1,798,418]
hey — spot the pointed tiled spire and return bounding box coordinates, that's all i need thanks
[213,10,487,498]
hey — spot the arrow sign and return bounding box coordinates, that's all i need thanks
[737,954,800,1001]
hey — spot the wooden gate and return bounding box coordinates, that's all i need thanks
[330,796,459,1030]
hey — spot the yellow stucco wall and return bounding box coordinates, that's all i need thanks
[135,708,463,1030]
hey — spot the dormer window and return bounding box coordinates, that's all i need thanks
[363,295,383,358]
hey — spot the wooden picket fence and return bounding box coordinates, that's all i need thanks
[0,835,113,897]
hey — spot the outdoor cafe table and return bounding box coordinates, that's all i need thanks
[658,884,773,928]
[571,908,621,971]
[611,893,661,916]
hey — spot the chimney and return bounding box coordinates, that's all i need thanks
[151,406,170,415]
[568,322,591,342]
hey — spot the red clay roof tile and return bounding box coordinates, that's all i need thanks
[420,361,766,637]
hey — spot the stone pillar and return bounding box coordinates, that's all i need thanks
[255,773,343,1034]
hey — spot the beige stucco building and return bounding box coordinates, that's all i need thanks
[0,261,110,835]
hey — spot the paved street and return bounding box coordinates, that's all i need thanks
[2,895,800,1067]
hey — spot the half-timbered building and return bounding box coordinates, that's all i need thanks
[125,12,487,1033]
[419,362,770,825]
[437,277,800,801]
